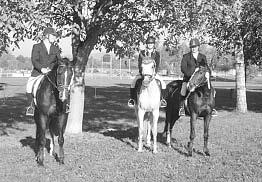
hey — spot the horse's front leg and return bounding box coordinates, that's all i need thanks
[152,109,160,154]
[165,111,171,147]
[146,114,152,147]
[49,131,55,156]
[57,114,67,164]
[187,113,197,157]
[35,113,47,166]
[203,114,212,156]
[137,109,145,152]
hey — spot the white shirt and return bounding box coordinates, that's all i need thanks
[43,40,51,54]
[192,52,199,60]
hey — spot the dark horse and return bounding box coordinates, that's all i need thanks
[163,66,215,156]
[34,58,73,165]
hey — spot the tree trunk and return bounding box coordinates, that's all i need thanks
[66,83,85,134]
[235,42,247,113]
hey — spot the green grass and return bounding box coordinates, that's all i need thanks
[0,76,261,181]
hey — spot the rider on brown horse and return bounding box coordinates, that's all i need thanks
[179,38,217,116]
[128,36,167,108]
[25,27,69,116]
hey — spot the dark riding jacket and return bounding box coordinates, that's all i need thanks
[181,52,209,82]
[138,49,160,74]
[31,41,62,77]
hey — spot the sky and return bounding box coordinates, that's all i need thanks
[11,37,73,58]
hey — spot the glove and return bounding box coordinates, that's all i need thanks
[41,67,51,74]
[195,67,199,72]
[205,71,210,78]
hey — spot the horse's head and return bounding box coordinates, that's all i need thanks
[141,57,156,87]
[56,58,74,101]
[187,66,210,92]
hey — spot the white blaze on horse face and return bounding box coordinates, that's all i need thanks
[142,62,155,76]
[61,70,68,101]
[205,72,211,89]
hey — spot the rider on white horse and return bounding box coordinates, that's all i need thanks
[128,36,167,108]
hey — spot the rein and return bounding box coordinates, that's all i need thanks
[45,74,58,89]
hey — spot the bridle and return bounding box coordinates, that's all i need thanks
[141,59,156,87]
[45,64,73,101]
[187,67,208,91]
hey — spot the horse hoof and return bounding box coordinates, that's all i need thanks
[138,149,143,153]
[145,143,151,148]
[166,143,171,148]
[36,159,44,166]
[188,152,193,157]
[204,151,210,156]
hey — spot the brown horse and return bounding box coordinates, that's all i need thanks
[164,66,215,156]
[34,58,73,165]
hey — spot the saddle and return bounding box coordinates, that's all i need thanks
[135,77,161,93]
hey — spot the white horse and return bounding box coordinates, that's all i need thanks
[135,58,161,153]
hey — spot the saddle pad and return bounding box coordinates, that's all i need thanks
[32,75,45,104]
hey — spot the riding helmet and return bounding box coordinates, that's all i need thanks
[43,27,58,37]
[146,36,156,44]
[189,38,200,48]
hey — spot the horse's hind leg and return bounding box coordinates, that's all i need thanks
[187,113,197,157]
[152,109,159,154]
[35,114,47,166]
[203,114,211,156]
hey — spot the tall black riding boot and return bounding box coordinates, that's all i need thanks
[26,93,34,116]
[128,88,136,107]
[160,89,167,108]
[178,94,185,116]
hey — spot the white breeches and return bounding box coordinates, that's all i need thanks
[180,82,188,96]
[130,74,166,89]
[26,75,44,94]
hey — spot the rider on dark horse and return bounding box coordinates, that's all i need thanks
[179,38,217,116]
[25,27,69,116]
[128,36,167,108]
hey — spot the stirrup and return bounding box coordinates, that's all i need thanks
[211,109,217,116]
[65,104,70,113]
[179,107,185,116]
[26,106,34,116]
[128,99,135,108]
[160,99,167,108]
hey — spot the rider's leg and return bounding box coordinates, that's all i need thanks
[179,82,187,116]
[128,74,141,107]
[155,74,167,108]
[25,77,35,116]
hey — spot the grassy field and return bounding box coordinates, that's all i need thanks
[0,76,262,181]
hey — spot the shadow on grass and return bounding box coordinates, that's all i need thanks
[20,136,51,156]
[214,88,262,113]
[1,83,261,137]
[0,93,34,136]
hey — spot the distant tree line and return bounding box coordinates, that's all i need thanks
[0,53,32,70]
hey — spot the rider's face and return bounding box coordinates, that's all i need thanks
[146,43,154,50]
[191,46,199,53]
[48,34,57,43]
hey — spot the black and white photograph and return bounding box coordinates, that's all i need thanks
[0,0,262,181]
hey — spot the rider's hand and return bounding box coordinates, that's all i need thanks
[41,67,51,74]
[195,67,199,72]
